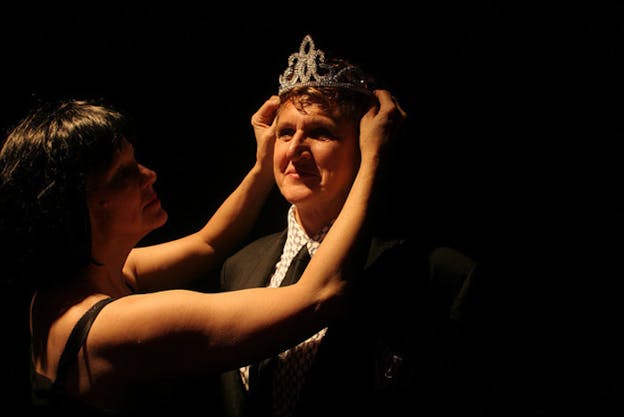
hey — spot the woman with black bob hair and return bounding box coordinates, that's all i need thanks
[2,99,139,289]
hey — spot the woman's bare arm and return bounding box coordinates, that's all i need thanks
[124,97,279,292]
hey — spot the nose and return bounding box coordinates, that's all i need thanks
[286,132,310,160]
[139,164,157,187]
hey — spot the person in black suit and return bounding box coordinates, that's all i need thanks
[219,34,481,417]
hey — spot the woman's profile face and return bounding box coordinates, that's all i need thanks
[86,139,168,243]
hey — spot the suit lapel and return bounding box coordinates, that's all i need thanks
[245,230,288,288]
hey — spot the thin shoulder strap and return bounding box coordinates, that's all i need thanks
[53,297,116,391]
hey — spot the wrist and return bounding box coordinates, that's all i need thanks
[251,160,275,184]
[359,151,381,170]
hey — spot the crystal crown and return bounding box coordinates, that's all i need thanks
[278,34,373,96]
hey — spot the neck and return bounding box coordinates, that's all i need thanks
[81,261,134,297]
[88,234,137,296]
[294,205,338,237]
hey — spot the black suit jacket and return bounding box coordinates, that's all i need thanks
[219,231,479,417]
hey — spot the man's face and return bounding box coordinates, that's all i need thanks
[273,100,360,227]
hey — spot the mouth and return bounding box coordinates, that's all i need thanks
[285,169,319,181]
[286,160,320,180]
[144,193,161,208]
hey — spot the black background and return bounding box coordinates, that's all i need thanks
[1,1,622,415]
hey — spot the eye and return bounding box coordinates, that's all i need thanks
[277,127,295,141]
[110,163,140,187]
[308,128,336,141]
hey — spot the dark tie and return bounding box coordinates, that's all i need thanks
[248,245,311,415]
[280,245,311,287]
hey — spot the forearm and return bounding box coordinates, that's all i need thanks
[127,162,274,292]
[126,95,280,292]
[297,153,380,298]
[196,162,275,261]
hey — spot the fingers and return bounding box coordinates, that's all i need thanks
[252,97,279,167]
[391,96,407,120]
[375,89,393,108]
[374,90,407,122]
[251,95,280,128]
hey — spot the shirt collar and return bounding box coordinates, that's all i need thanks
[285,205,334,256]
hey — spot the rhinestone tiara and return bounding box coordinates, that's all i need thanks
[278,34,374,96]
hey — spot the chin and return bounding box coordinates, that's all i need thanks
[150,210,168,230]
[280,181,318,200]
[282,190,315,206]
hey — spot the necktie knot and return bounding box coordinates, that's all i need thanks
[280,245,311,287]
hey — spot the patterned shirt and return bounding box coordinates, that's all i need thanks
[239,205,333,417]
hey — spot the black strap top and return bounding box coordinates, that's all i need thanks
[31,297,116,416]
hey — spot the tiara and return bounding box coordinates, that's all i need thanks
[278,34,374,96]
